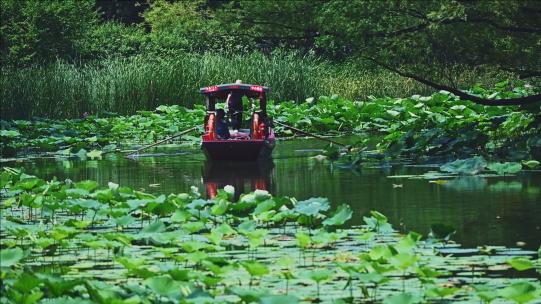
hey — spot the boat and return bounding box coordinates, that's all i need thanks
[199,83,276,161]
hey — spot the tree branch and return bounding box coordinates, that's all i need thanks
[367,57,541,106]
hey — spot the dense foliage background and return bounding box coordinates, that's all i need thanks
[0,0,540,119]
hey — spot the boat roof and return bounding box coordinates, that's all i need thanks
[199,83,270,99]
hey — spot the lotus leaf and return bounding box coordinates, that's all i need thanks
[488,162,522,175]
[322,204,352,227]
[0,247,24,267]
[294,197,330,217]
[440,156,487,175]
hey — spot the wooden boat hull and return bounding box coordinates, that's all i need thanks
[202,139,275,161]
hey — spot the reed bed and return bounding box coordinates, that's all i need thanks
[1,52,492,119]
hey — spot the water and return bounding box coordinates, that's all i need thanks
[3,138,540,250]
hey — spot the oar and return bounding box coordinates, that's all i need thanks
[126,126,199,158]
[274,121,351,151]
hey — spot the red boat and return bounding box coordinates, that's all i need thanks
[200,83,276,161]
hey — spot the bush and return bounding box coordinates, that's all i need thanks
[0,0,98,66]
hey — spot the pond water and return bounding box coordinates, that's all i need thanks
[3,138,540,250]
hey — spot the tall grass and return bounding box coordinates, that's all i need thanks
[0,51,507,119]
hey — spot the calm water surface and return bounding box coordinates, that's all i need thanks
[4,138,541,249]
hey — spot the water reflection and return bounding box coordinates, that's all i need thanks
[2,139,540,250]
[443,176,488,191]
[203,160,274,200]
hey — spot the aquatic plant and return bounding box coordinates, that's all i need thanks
[1,168,540,303]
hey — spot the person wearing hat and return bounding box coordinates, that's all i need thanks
[226,79,244,130]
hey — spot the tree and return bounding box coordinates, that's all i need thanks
[0,0,98,66]
[217,0,541,105]
[142,0,255,54]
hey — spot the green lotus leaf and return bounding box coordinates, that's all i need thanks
[498,281,541,304]
[488,162,522,175]
[0,247,24,267]
[322,204,352,227]
[440,156,487,175]
[507,257,534,271]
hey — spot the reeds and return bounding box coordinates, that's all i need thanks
[1,51,481,119]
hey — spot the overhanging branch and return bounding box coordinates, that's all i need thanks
[367,57,541,106]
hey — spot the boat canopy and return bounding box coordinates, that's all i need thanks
[199,83,270,112]
[199,83,270,99]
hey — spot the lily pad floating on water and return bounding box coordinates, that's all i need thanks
[498,281,541,304]
[487,162,522,175]
[383,292,422,304]
[440,156,487,175]
[506,257,534,271]
[436,248,480,256]
[0,247,24,267]
[522,160,540,169]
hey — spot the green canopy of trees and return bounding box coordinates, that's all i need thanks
[1,0,539,104]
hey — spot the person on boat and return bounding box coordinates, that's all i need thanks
[215,109,230,139]
[226,79,244,130]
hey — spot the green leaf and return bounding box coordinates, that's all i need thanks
[370,210,388,222]
[383,293,421,304]
[182,221,205,234]
[75,180,99,191]
[304,269,334,283]
[323,204,352,227]
[213,223,236,236]
[142,221,166,234]
[507,257,534,271]
[0,247,24,267]
[211,200,229,216]
[13,272,41,293]
[440,156,487,175]
[227,287,268,303]
[238,220,257,233]
[0,130,21,138]
[69,199,101,210]
[171,209,191,223]
[487,162,522,175]
[389,253,418,270]
[474,284,499,303]
[425,285,460,298]
[114,215,135,227]
[295,232,311,249]
[450,105,466,112]
[86,149,103,160]
[144,275,182,298]
[295,197,330,217]
[498,282,540,304]
[386,109,401,117]
[522,160,540,169]
[75,149,88,159]
[252,199,275,215]
[241,261,269,277]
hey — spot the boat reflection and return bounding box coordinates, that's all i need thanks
[202,160,275,200]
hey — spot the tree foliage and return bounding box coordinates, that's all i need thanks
[217,0,541,104]
[0,0,98,66]
[0,0,539,104]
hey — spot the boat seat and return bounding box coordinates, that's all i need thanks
[230,129,250,140]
